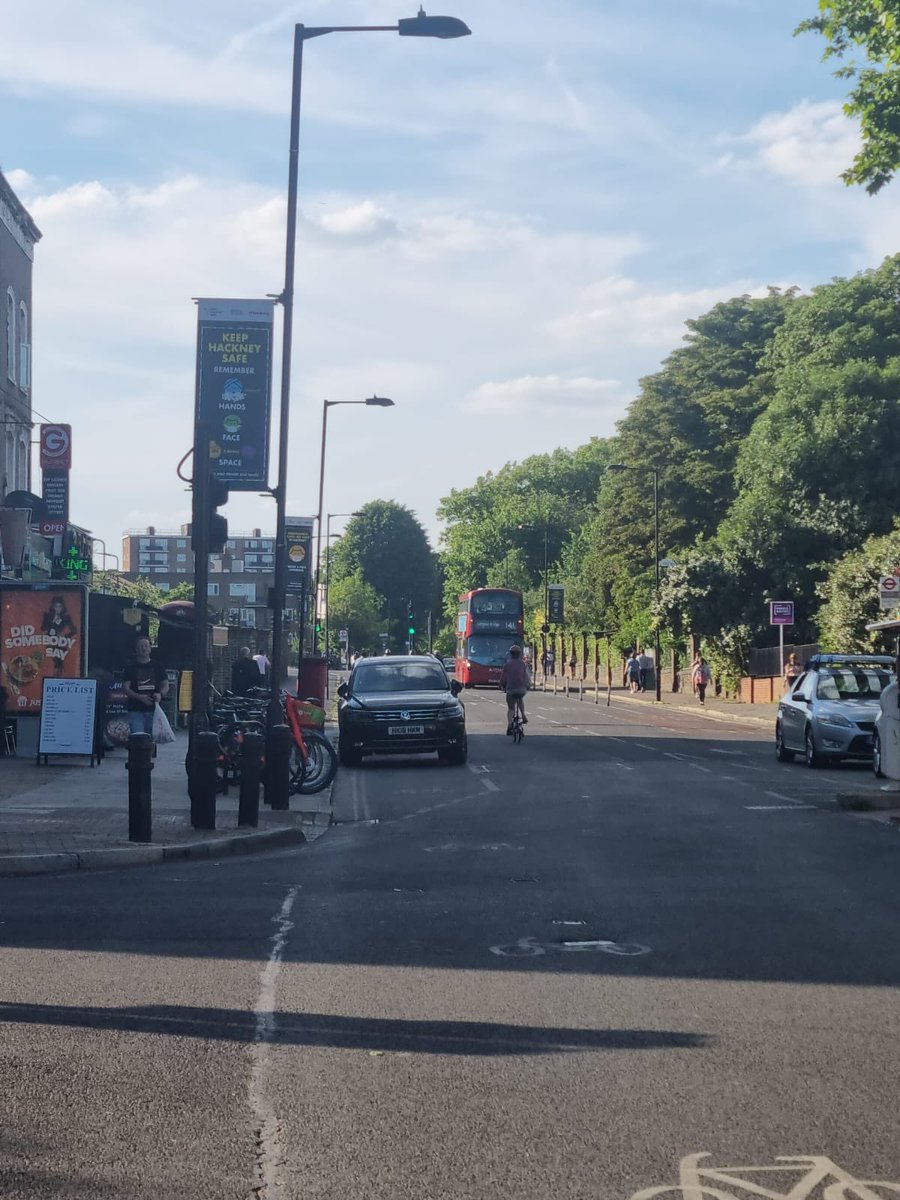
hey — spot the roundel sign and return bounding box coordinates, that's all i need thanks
[879,575,900,608]
[40,424,72,471]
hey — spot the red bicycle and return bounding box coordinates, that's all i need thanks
[283,693,338,794]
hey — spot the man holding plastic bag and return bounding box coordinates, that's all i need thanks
[123,636,172,742]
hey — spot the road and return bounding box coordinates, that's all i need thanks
[2,689,900,1199]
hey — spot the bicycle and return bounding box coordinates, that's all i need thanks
[510,708,525,744]
[283,693,338,795]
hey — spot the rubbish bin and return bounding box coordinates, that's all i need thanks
[297,655,327,703]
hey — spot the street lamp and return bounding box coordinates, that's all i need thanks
[516,481,550,625]
[267,10,470,729]
[323,510,363,668]
[608,464,662,703]
[313,397,394,650]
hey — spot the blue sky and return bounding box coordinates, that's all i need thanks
[0,0,895,556]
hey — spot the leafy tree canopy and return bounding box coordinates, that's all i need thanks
[326,570,386,655]
[797,0,900,192]
[817,520,900,650]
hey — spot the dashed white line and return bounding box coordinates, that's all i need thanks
[481,779,500,793]
[764,790,804,805]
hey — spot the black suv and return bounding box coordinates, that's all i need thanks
[337,655,467,767]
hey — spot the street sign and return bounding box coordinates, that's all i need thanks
[548,585,565,624]
[339,628,349,642]
[195,299,274,490]
[769,601,794,626]
[879,575,900,609]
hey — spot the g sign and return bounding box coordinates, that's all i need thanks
[40,425,72,471]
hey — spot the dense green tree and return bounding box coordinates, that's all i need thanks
[329,501,439,642]
[797,0,900,192]
[326,571,385,654]
[817,521,900,649]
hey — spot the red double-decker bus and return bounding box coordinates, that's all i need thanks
[455,588,525,687]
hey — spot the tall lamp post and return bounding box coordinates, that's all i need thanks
[313,397,394,650]
[609,464,662,703]
[267,9,471,731]
[517,481,550,625]
[323,510,363,672]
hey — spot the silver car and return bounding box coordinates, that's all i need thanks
[775,654,895,767]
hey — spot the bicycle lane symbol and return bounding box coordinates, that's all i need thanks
[489,936,651,958]
[627,1152,900,1200]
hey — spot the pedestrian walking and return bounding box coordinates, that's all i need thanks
[252,646,270,678]
[122,635,169,737]
[638,648,653,693]
[626,650,642,694]
[783,652,802,691]
[230,647,259,696]
[692,655,712,705]
[569,646,577,679]
[546,647,555,676]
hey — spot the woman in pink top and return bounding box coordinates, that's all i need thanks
[499,645,530,735]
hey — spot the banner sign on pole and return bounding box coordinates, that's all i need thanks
[879,575,900,610]
[769,600,794,626]
[40,424,72,537]
[196,299,274,490]
[285,516,315,595]
[0,583,87,713]
[548,585,565,624]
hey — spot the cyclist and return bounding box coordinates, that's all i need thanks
[499,645,530,735]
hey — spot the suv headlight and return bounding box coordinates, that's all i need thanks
[438,701,463,718]
[818,713,853,728]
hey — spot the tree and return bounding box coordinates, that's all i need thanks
[817,521,900,649]
[328,501,439,642]
[797,0,900,192]
[326,571,385,654]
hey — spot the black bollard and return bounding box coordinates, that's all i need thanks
[238,731,264,827]
[264,723,292,811]
[189,730,219,831]
[126,733,154,843]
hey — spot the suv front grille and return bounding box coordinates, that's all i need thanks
[371,708,437,722]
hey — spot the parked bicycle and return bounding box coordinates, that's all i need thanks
[283,692,337,795]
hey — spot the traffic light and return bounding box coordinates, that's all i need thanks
[407,602,415,637]
[192,473,229,555]
[208,474,229,554]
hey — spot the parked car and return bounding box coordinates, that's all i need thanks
[775,653,895,768]
[337,655,467,767]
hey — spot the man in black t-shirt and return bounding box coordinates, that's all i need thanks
[123,636,169,736]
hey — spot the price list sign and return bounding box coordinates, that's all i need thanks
[38,677,98,761]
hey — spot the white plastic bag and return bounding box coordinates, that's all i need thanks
[152,702,176,745]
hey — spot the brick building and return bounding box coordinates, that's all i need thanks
[0,170,41,498]
[121,526,278,630]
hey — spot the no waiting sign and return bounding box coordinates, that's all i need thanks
[769,601,794,626]
[879,575,900,609]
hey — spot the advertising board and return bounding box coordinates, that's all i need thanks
[769,600,794,626]
[38,677,97,759]
[195,299,274,490]
[0,584,87,713]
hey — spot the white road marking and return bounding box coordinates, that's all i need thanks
[764,790,804,805]
[249,885,299,1200]
[745,804,816,811]
[481,778,500,793]
[709,748,746,756]
[688,763,712,774]
[634,743,655,752]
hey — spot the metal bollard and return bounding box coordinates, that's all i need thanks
[553,674,558,695]
[189,730,219,831]
[126,733,154,843]
[238,731,264,827]
[264,723,292,811]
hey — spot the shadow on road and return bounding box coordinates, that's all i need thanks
[0,1001,709,1056]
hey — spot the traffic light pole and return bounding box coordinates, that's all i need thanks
[189,420,212,761]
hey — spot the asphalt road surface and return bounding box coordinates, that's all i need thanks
[2,689,899,1199]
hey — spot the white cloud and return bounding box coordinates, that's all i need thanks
[463,375,622,415]
[548,276,758,350]
[739,100,861,187]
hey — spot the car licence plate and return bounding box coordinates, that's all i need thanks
[388,724,424,736]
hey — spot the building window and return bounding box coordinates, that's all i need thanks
[176,553,186,562]
[176,539,186,548]
[18,302,28,391]
[208,582,220,597]
[6,289,15,382]
[226,540,236,550]
[16,436,26,491]
[176,568,188,574]
[229,581,255,600]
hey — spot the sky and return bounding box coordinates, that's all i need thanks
[1,0,897,559]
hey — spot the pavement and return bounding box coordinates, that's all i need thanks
[537,674,780,727]
[0,729,332,875]
[3,688,900,1199]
